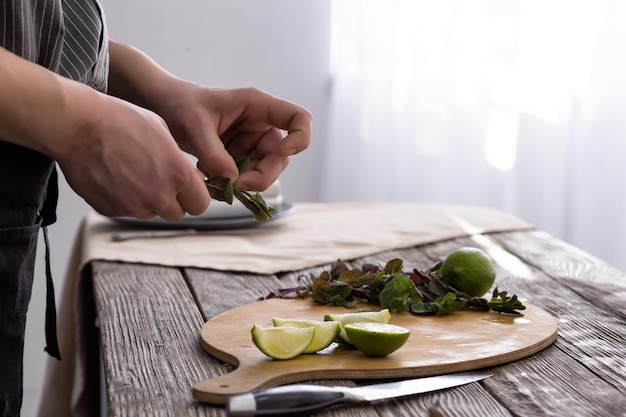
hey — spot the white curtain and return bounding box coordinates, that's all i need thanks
[320,0,626,270]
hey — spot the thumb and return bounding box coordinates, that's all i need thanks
[193,134,239,181]
[177,167,211,216]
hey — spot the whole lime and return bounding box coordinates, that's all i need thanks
[440,247,496,297]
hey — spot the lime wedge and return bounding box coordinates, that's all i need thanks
[324,309,392,344]
[250,324,314,360]
[272,318,341,353]
[344,322,411,357]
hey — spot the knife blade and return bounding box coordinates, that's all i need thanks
[226,371,492,416]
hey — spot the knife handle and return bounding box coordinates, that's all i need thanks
[227,385,350,416]
[111,229,197,241]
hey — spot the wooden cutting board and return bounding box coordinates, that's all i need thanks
[193,298,557,404]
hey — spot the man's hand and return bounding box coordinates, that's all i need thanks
[54,94,210,221]
[2,40,311,223]
[107,41,312,195]
[154,85,313,193]
[0,46,209,221]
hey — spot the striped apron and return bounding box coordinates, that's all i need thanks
[0,1,108,414]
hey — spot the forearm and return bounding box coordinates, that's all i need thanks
[0,46,209,220]
[106,39,312,190]
[107,40,188,114]
[0,46,103,160]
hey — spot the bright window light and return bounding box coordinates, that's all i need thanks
[485,106,518,172]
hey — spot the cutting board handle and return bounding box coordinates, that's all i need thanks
[193,369,249,404]
[193,365,299,404]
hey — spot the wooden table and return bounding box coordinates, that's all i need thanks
[88,227,626,416]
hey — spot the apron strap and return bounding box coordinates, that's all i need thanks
[43,226,61,360]
[42,167,61,360]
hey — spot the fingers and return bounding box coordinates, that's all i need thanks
[123,161,208,222]
[222,91,312,160]
[134,210,158,220]
[166,87,312,195]
[233,127,288,190]
[264,97,313,158]
[237,155,289,191]
[155,167,209,221]
[193,133,240,181]
[177,168,211,215]
[155,201,187,222]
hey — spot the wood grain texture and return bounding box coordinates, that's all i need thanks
[493,229,626,319]
[185,263,338,320]
[485,346,626,417]
[92,226,626,417]
[379,381,514,417]
[405,233,626,415]
[488,231,626,394]
[91,262,223,417]
[184,268,280,320]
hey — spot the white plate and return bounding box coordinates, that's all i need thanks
[111,201,295,230]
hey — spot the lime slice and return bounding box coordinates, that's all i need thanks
[324,309,391,344]
[272,318,341,353]
[250,324,315,360]
[344,322,411,357]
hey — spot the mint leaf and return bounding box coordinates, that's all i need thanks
[488,288,526,315]
[379,275,411,313]
[429,293,467,316]
[204,154,276,221]
[384,258,404,275]
[233,189,276,221]
[235,154,251,172]
[204,176,233,204]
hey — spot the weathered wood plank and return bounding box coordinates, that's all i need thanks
[92,261,226,417]
[492,229,626,320]
[184,268,280,320]
[485,346,626,417]
[262,235,626,416]
[94,227,626,417]
[484,232,626,393]
[184,263,339,320]
[403,235,626,392]
[185,242,512,416]
[186,260,355,322]
[382,381,513,417]
[185,266,387,416]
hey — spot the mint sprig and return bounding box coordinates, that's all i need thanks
[264,258,526,316]
[204,155,276,221]
[488,288,526,315]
